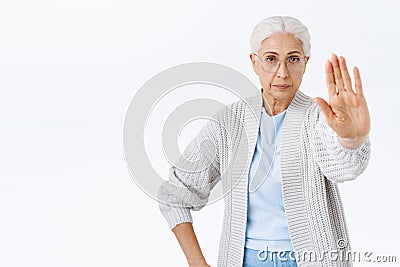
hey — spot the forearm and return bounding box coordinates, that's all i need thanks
[311,105,371,182]
[172,222,210,267]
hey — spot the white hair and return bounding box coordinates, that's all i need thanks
[249,16,311,56]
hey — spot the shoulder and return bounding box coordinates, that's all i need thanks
[212,91,262,123]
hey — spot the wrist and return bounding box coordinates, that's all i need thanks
[188,258,209,267]
[337,135,368,150]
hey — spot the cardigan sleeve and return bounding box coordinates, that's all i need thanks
[310,104,371,183]
[157,113,222,230]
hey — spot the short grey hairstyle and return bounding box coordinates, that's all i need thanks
[249,16,311,56]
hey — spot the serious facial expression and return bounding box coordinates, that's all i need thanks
[250,33,309,102]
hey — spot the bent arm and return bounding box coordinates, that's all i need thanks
[158,115,221,265]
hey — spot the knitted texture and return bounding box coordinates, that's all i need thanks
[158,90,371,267]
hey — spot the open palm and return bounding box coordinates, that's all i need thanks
[314,54,370,146]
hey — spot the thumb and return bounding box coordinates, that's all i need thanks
[313,97,334,125]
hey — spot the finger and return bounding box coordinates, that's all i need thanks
[331,54,345,93]
[313,97,334,125]
[353,66,364,96]
[339,56,355,95]
[325,60,337,96]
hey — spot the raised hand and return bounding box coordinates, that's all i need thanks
[313,54,370,149]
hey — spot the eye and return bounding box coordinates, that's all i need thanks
[264,56,277,63]
[288,56,300,63]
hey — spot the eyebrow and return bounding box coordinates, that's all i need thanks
[262,50,302,56]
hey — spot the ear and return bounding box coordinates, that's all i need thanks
[303,56,310,74]
[250,53,260,76]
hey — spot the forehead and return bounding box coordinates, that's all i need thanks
[259,33,304,54]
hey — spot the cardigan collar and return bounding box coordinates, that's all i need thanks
[247,88,313,123]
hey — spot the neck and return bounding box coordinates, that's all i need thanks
[262,92,294,116]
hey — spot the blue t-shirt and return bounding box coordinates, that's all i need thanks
[245,107,293,252]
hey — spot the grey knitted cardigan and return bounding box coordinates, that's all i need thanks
[158,90,371,267]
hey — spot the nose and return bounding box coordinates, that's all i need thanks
[276,60,289,78]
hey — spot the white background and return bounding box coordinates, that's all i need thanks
[0,0,399,266]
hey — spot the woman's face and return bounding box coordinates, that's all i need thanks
[250,33,309,102]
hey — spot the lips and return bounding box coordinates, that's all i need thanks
[272,84,291,89]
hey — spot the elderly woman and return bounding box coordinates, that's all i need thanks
[158,16,371,267]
